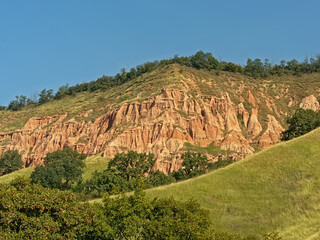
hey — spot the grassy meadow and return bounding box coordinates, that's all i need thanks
[146,128,320,239]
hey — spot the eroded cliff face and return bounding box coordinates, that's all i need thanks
[0,88,316,173]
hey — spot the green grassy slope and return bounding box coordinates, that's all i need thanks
[146,128,320,239]
[0,166,35,183]
[0,154,109,183]
[81,154,109,180]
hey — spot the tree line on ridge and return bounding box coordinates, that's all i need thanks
[1,51,320,111]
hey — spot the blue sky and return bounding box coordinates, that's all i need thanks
[0,0,319,105]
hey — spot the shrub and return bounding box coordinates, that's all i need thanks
[31,148,85,190]
[281,108,320,141]
[0,178,103,239]
[147,170,175,187]
[0,150,23,176]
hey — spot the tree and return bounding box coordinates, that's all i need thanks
[102,189,214,239]
[147,170,175,187]
[181,151,210,177]
[7,95,27,111]
[82,169,128,197]
[31,148,85,190]
[220,61,243,73]
[189,51,219,70]
[281,108,320,141]
[244,58,266,78]
[54,84,69,100]
[0,178,106,239]
[38,88,54,104]
[108,151,155,182]
[0,150,23,176]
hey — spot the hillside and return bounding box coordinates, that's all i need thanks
[0,154,108,183]
[146,127,320,239]
[1,64,320,172]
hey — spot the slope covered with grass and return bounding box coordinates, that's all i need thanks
[147,128,320,239]
[0,154,109,183]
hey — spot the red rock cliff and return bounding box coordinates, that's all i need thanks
[0,88,289,173]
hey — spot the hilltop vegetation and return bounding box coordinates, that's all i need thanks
[1,61,320,134]
[2,51,320,111]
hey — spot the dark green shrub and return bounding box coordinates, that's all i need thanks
[281,108,320,141]
[31,148,85,190]
[0,150,23,176]
[147,170,175,187]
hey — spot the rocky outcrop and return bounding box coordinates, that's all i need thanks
[246,90,256,107]
[247,109,262,138]
[299,95,320,111]
[258,115,284,148]
[0,88,286,173]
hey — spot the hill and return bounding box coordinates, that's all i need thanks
[146,127,320,239]
[1,63,320,172]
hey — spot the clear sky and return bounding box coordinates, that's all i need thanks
[0,0,319,106]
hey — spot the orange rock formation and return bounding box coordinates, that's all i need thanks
[0,88,301,173]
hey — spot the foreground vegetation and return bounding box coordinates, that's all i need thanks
[0,178,217,239]
[0,177,282,239]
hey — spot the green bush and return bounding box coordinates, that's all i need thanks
[147,170,176,187]
[101,189,214,239]
[108,151,155,181]
[80,151,156,197]
[0,178,103,239]
[31,148,85,190]
[0,150,23,176]
[281,108,320,141]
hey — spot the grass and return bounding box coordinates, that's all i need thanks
[0,167,35,183]
[0,154,109,183]
[174,108,189,118]
[81,154,109,180]
[146,128,320,239]
[182,142,229,155]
